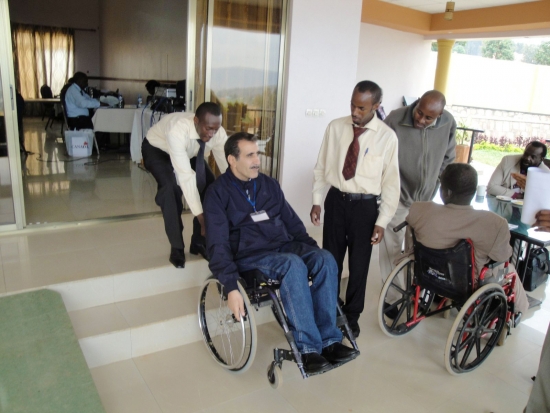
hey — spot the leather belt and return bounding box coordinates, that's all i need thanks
[331,187,377,201]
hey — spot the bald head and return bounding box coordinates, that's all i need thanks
[412,90,446,129]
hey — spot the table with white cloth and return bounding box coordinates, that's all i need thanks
[92,107,137,133]
[130,107,163,163]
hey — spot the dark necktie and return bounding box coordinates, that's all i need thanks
[196,140,206,193]
[342,126,365,180]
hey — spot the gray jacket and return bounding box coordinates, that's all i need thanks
[384,102,456,207]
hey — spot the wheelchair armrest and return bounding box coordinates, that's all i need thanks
[484,260,507,269]
[393,221,408,232]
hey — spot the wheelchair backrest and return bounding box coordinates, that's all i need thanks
[413,236,475,303]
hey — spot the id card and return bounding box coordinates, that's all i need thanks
[250,210,269,222]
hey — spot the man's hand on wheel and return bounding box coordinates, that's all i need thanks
[371,225,385,245]
[228,290,245,321]
[310,205,321,226]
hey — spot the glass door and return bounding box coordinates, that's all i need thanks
[188,0,287,178]
[0,0,25,230]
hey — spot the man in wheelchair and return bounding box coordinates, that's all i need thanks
[405,163,529,317]
[203,132,359,375]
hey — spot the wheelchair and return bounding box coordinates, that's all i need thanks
[378,223,519,375]
[198,269,359,388]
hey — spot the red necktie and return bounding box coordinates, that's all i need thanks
[342,126,365,180]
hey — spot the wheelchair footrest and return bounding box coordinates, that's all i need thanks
[306,353,360,377]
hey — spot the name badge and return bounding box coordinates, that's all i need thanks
[250,210,269,222]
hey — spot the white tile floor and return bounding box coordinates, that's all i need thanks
[2,118,548,412]
[20,117,159,225]
[88,264,550,413]
[0,211,548,412]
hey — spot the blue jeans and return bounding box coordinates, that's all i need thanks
[236,242,342,354]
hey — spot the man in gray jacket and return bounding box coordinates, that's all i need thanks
[380,90,456,293]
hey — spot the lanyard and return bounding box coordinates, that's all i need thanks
[232,180,257,212]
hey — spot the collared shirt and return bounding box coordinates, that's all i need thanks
[312,115,400,228]
[146,112,228,216]
[64,83,100,118]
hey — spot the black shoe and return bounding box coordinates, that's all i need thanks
[321,342,359,364]
[169,248,185,268]
[190,243,209,261]
[383,302,399,320]
[301,352,331,374]
[514,312,522,326]
[350,325,360,338]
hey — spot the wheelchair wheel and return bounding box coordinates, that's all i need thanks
[198,276,257,373]
[378,257,435,337]
[445,284,507,375]
[267,362,283,389]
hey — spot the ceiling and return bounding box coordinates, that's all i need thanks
[379,0,539,14]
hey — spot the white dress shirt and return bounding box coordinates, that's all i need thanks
[64,83,100,118]
[313,115,400,228]
[146,112,228,216]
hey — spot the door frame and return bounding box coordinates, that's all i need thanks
[0,0,26,230]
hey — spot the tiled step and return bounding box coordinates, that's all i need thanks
[50,252,209,312]
[67,279,275,368]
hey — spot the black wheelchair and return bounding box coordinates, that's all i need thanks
[378,223,519,375]
[198,270,360,388]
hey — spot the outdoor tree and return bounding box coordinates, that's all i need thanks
[522,44,538,64]
[431,40,467,54]
[481,40,514,60]
[533,41,550,65]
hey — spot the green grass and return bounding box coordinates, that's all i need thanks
[471,149,510,167]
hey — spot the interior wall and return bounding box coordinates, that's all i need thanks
[8,0,100,82]
[98,0,187,104]
[279,0,363,225]
[356,23,434,113]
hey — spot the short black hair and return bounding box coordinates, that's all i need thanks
[526,141,547,158]
[225,132,258,161]
[73,72,87,83]
[145,80,160,92]
[354,81,382,104]
[440,163,478,198]
[195,102,222,120]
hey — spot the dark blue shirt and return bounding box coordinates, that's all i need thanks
[204,169,318,293]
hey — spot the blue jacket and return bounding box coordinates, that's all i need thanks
[204,169,318,293]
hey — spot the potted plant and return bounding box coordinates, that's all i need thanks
[454,121,471,163]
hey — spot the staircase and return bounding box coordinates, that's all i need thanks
[49,215,277,369]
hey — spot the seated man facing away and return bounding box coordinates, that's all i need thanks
[204,132,359,374]
[487,141,549,199]
[406,163,529,317]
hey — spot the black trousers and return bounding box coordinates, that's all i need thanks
[67,115,93,130]
[322,187,378,326]
[142,138,215,250]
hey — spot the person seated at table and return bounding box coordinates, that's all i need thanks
[64,72,107,130]
[204,132,359,374]
[145,80,160,104]
[487,142,549,199]
[405,163,529,317]
[142,102,227,268]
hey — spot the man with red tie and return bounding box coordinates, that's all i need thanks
[311,81,400,337]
